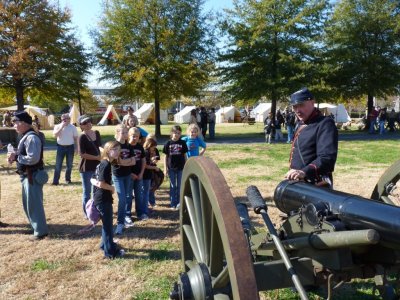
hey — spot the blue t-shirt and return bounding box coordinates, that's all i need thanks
[138,127,148,138]
[182,136,206,158]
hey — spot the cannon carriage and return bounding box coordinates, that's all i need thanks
[170,157,400,300]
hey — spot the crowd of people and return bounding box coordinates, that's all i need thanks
[366,106,399,134]
[263,108,296,144]
[188,107,216,139]
[4,107,208,259]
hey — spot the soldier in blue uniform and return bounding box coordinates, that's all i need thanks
[285,88,338,187]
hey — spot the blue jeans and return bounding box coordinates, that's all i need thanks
[21,173,48,237]
[209,122,215,139]
[287,125,294,142]
[112,175,133,225]
[369,119,377,133]
[379,121,385,134]
[143,179,156,207]
[168,169,182,208]
[53,144,74,184]
[80,171,94,216]
[96,201,118,258]
[132,179,146,217]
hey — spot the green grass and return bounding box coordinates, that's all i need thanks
[148,242,178,261]
[132,275,175,300]
[31,259,61,271]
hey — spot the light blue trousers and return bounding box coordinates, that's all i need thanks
[21,176,48,236]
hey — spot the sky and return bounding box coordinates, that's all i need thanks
[56,0,233,87]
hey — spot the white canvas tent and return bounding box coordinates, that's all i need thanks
[134,103,168,125]
[25,106,51,129]
[251,103,272,122]
[316,103,351,123]
[216,106,242,123]
[0,105,51,129]
[97,105,122,125]
[174,106,196,124]
[69,104,80,125]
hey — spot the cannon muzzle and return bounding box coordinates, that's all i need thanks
[274,180,400,244]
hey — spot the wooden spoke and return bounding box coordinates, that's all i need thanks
[179,157,259,299]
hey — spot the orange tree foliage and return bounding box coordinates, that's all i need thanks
[0,0,90,112]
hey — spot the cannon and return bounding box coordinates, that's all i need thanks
[170,157,400,299]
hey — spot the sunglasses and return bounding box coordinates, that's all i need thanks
[62,118,70,121]
[80,121,90,125]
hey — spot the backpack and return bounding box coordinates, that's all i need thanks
[151,169,165,193]
[85,199,100,224]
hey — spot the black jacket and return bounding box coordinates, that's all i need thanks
[289,109,338,183]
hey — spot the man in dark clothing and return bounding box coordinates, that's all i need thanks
[285,88,338,187]
[199,107,208,138]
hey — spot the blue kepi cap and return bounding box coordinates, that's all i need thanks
[12,111,32,124]
[290,88,314,105]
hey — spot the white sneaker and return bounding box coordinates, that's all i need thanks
[115,249,125,258]
[124,216,134,228]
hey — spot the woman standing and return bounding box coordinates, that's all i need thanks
[78,115,101,218]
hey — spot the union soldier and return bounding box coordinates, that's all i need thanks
[285,88,338,187]
[7,111,48,240]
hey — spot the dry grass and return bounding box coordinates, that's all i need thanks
[0,138,398,299]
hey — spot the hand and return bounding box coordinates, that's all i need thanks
[110,186,115,194]
[90,178,99,187]
[131,173,138,180]
[285,169,306,181]
[7,152,16,164]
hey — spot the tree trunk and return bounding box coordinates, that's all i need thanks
[270,31,278,123]
[154,81,161,138]
[15,78,24,111]
[365,93,374,130]
[77,83,82,115]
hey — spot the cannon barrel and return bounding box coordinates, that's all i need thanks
[274,180,400,244]
[261,229,380,251]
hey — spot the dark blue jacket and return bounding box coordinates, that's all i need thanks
[289,109,338,183]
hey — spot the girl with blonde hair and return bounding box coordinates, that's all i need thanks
[128,127,147,220]
[113,124,136,235]
[92,140,124,259]
[182,123,206,158]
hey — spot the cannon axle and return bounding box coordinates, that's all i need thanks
[170,263,213,300]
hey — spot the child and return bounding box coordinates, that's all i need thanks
[128,127,147,220]
[113,125,136,235]
[143,135,161,209]
[92,141,125,259]
[163,125,188,209]
[182,123,206,158]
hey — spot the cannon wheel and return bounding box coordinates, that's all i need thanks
[178,157,258,299]
[371,159,400,205]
